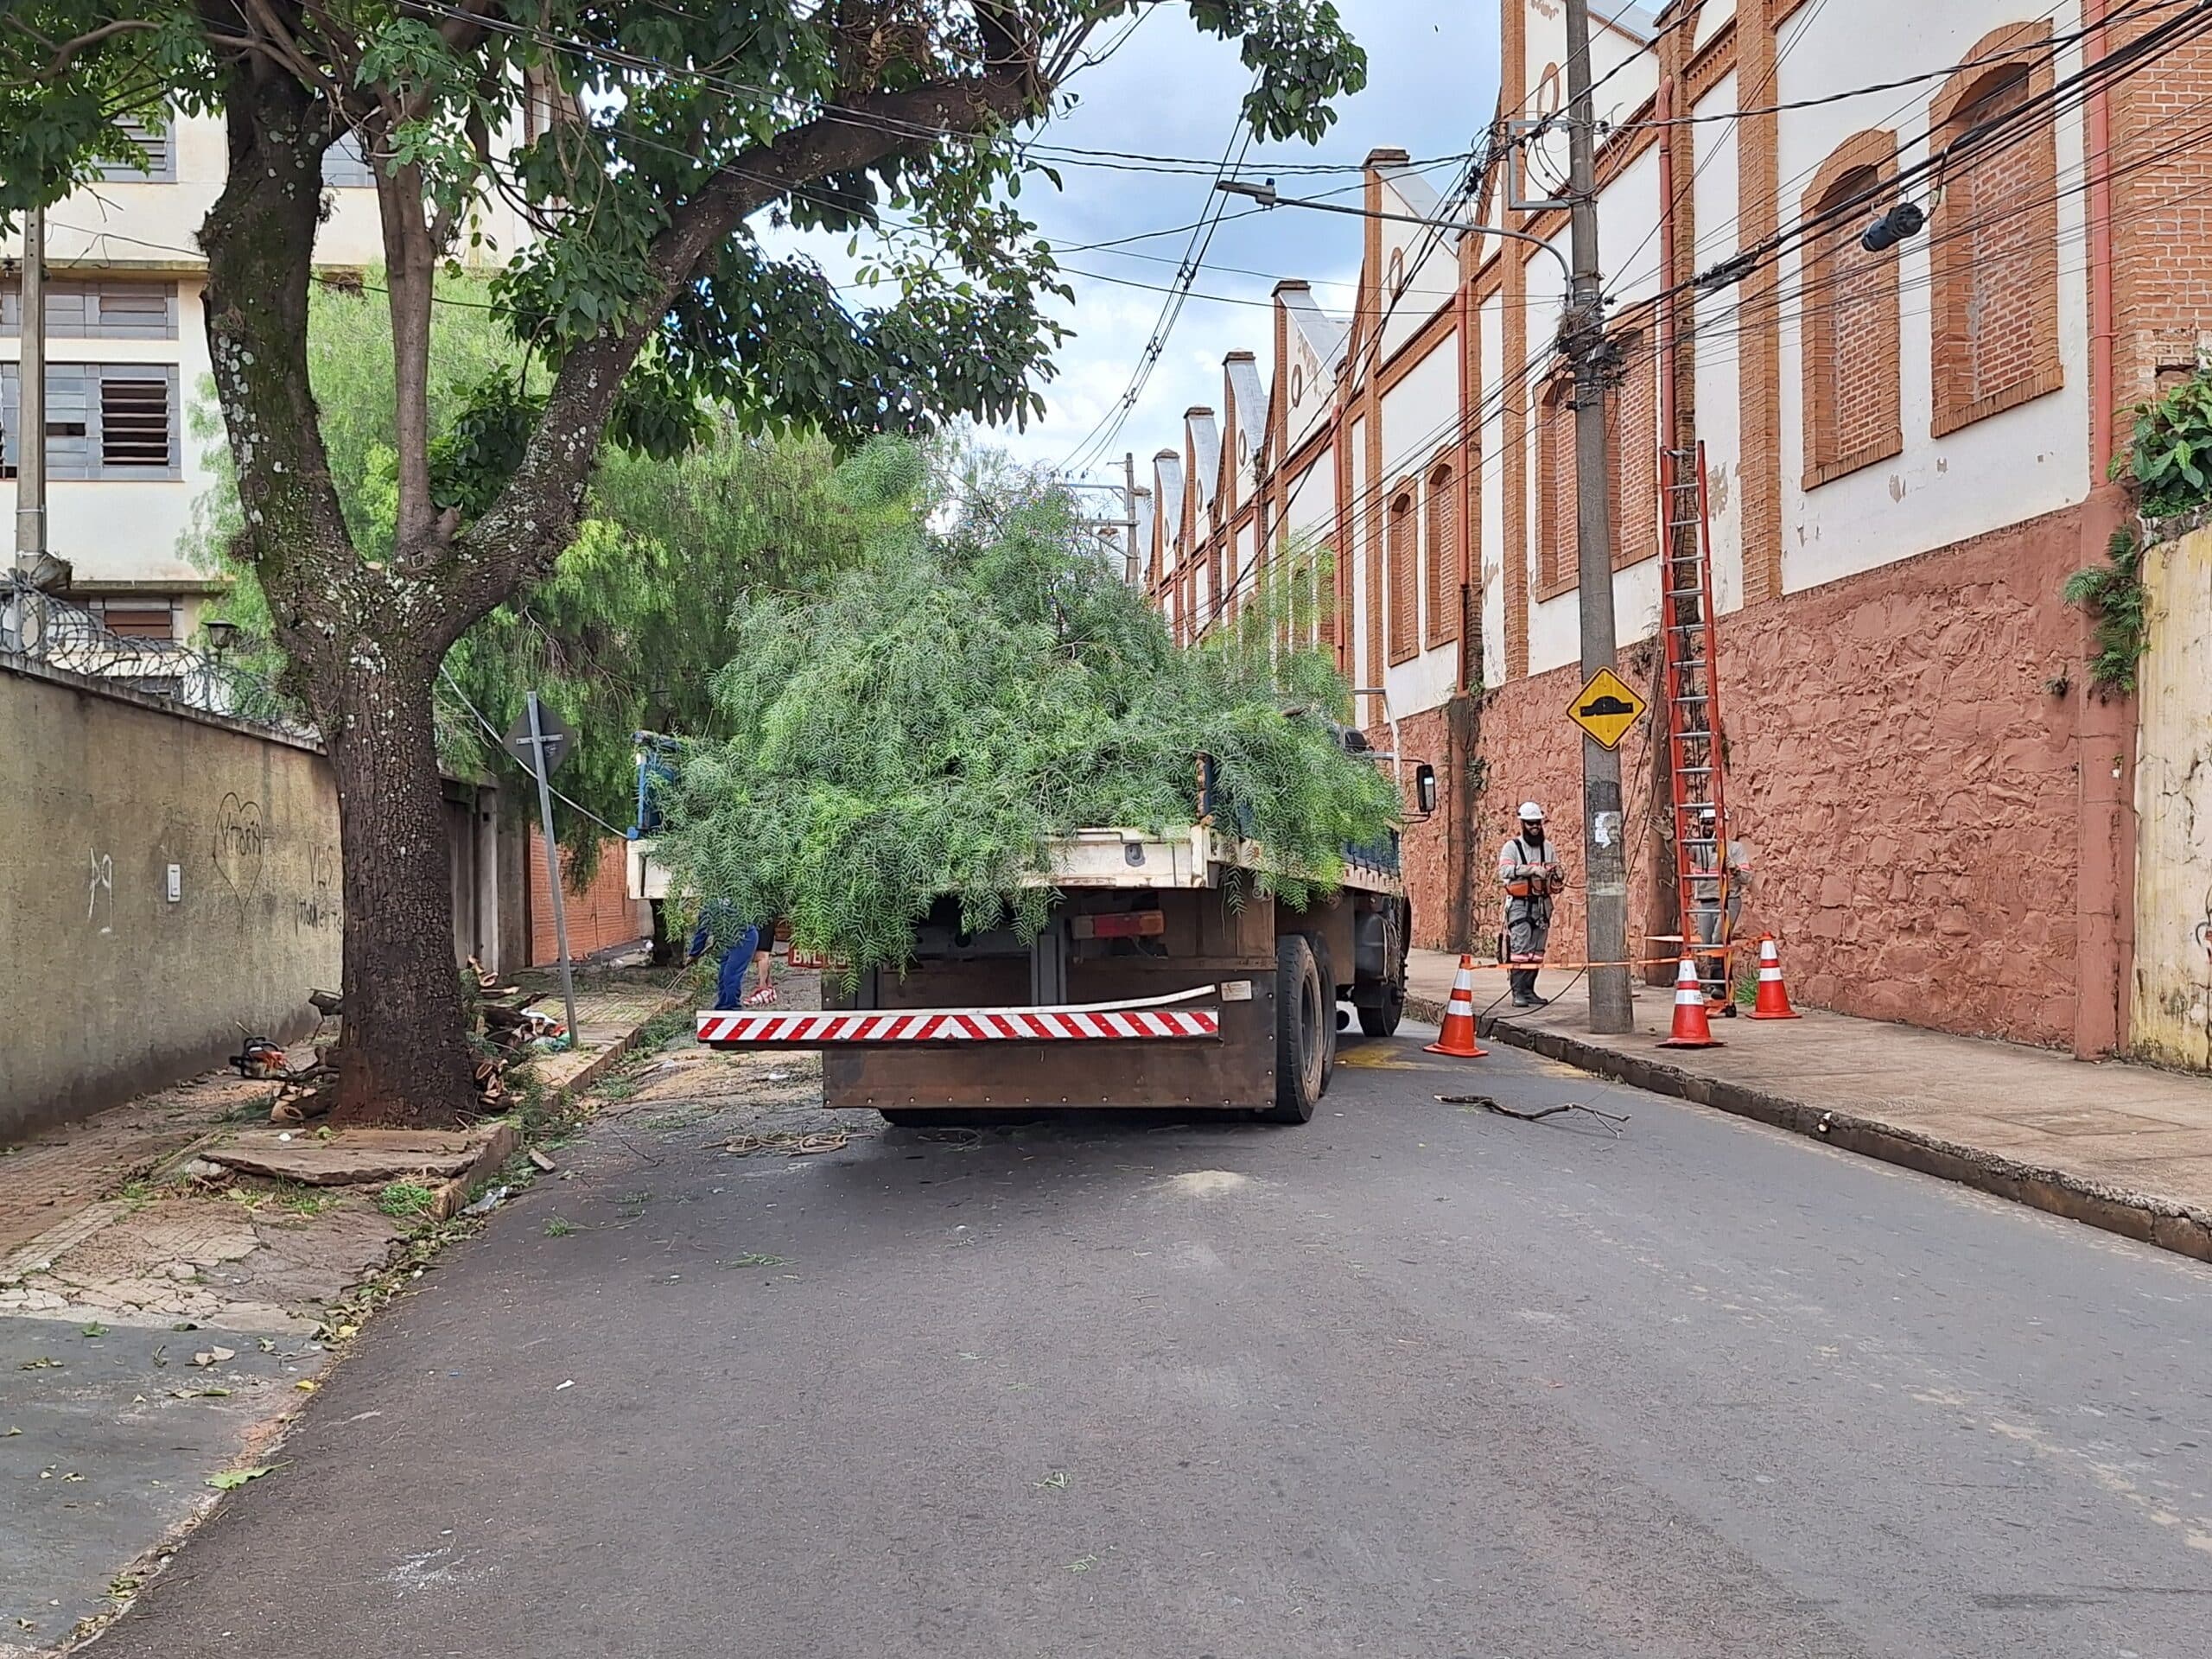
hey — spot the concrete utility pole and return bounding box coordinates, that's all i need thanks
[1122,451,1140,586]
[1563,0,1633,1034]
[13,202,46,568]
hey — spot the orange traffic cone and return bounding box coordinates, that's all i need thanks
[1657,954,1725,1048]
[1425,954,1490,1058]
[1749,932,1802,1019]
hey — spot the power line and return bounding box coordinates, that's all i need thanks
[1055,89,1255,479]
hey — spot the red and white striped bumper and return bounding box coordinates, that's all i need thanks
[696,987,1223,1048]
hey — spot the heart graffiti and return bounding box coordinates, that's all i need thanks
[213,792,268,915]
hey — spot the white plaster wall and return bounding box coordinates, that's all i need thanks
[1479,294,1509,688]
[1377,179,1464,365]
[1774,0,2091,596]
[1377,334,1459,485]
[1696,0,1736,53]
[1348,414,1369,686]
[1519,0,1662,198]
[1692,72,1746,616]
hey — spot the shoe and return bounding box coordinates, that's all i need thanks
[1525,995,1551,1008]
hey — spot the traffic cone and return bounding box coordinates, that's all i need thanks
[1657,954,1726,1048]
[1425,954,1489,1058]
[1749,932,1802,1019]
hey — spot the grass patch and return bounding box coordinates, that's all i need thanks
[226,1179,339,1217]
[543,1216,580,1237]
[720,1252,788,1268]
[375,1180,437,1220]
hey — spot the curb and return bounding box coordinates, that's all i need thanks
[549,992,686,1102]
[1465,1009,2212,1266]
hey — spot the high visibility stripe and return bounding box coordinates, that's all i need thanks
[697,1001,1224,1046]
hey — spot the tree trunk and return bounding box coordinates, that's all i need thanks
[320,652,480,1126]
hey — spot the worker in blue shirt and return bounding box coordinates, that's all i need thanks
[688,901,777,1009]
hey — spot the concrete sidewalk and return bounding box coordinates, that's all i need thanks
[1406,948,2212,1263]
[0,977,683,1654]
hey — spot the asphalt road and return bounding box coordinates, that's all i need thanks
[94,1024,2212,1658]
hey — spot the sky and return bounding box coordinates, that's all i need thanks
[976,1,1503,480]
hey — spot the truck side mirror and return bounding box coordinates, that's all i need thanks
[1414,764,1438,817]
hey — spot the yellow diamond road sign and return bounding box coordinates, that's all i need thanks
[1567,667,1646,750]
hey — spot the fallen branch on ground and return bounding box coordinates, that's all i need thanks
[1440,1096,1630,1138]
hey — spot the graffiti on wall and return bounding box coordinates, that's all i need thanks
[213,793,267,919]
[86,849,113,933]
[296,844,339,931]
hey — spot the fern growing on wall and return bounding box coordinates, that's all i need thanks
[655,460,1398,977]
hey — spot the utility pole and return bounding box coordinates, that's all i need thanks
[1564,0,1633,1034]
[1122,451,1140,587]
[13,202,46,569]
[524,690,581,1050]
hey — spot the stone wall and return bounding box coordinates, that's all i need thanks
[1419,505,2094,1045]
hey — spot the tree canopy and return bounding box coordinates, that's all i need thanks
[192,272,927,855]
[657,459,1397,979]
[0,1,1366,1122]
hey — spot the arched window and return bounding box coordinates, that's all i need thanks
[1387,248,1407,296]
[1801,132,1903,487]
[1290,364,1306,404]
[1388,488,1418,664]
[1932,31,2061,434]
[1537,380,1578,596]
[1425,461,1459,649]
[1611,332,1657,569]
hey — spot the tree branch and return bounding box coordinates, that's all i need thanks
[442,60,1044,633]
[19,19,162,83]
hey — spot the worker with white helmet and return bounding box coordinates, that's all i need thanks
[1497,801,1565,1008]
[1688,805,1751,1015]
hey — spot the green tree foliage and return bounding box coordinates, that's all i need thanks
[2062,527,2148,699]
[2119,371,2212,520]
[0,1,1364,1121]
[192,276,925,851]
[656,462,1397,978]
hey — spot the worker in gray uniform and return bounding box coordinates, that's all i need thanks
[1498,801,1565,1008]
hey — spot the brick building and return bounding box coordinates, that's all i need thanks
[1141,0,2212,1060]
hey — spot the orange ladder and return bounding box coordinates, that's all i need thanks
[1660,442,1734,1007]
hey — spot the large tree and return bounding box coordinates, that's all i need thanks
[191,272,927,867]
[0,2,1363,1123]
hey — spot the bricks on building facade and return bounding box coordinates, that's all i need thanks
[1132,0,2211,1057]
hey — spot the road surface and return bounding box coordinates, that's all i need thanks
[96,1024,2212,1657]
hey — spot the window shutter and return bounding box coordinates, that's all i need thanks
[99,111,174,181]
[322,132,378,188]
[45,365,94,480]
[98,372,173,470]
[96,284,176,339]
[1,366,15,474]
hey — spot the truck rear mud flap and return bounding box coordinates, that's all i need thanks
[696,985,1227,1049]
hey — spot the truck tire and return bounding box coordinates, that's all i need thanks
[1265,934,1326,1124]
[1357,984,1406,1039]
[1357,899,1408,1037]
[1304,931,1338,1090]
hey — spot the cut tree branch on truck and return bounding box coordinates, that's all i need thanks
[650,468,1433,1124]
[0,3,1366,1124]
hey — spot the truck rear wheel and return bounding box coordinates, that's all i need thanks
[1265,934,1326,1124]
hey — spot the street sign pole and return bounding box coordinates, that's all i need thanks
[525,690,581,1048]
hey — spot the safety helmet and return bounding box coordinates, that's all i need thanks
[1518,801,1545,822]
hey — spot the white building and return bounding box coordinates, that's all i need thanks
[3,111,523,639]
